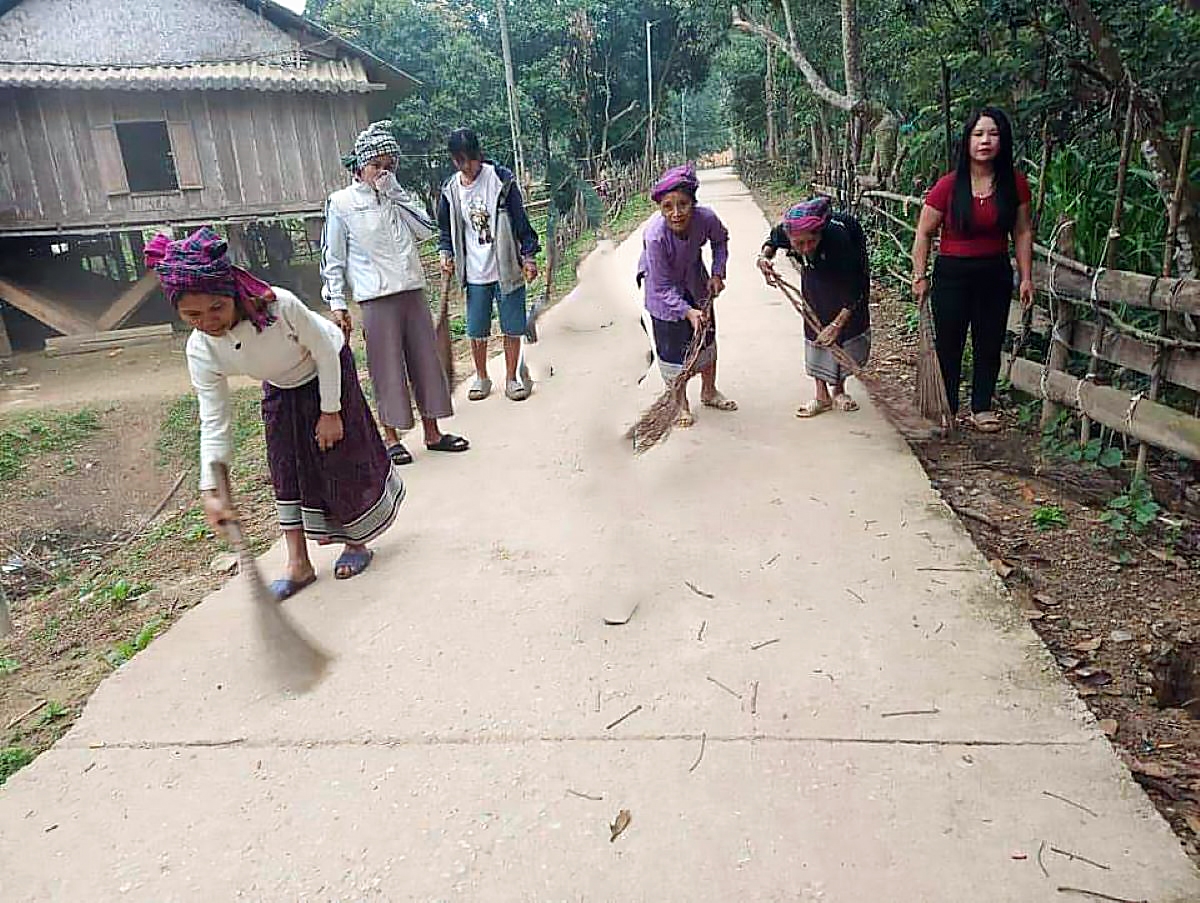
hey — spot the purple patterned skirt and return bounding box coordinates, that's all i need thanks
[261,346,404,544]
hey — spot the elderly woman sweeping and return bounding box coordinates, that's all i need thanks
[637,163,736,428]
[757,197,871,418]
[147,227,404,599]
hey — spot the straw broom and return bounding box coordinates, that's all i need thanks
[434,269,455,385]
[914,292,953,428]
[213,463,330,693]
[626,296,715,453]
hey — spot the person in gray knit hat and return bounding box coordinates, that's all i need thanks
[322,121,469,465]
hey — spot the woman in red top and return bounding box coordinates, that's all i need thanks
[911,107,1034,432]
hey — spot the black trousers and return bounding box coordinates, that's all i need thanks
[931,254,1013,414]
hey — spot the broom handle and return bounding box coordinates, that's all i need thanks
[771,276,864,376]
[438,268,452,324]
[211,462,249,557]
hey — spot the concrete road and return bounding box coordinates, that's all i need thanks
[2,169,1196,902]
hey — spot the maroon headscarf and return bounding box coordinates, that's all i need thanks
[144,227,276,331]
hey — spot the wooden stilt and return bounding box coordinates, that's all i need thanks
[0,276,95,336]
[95,271,160,332]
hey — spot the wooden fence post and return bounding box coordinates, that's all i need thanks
[1135,124,1193,478]
[1041,220,1078,432]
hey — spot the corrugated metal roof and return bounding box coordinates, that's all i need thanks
[0,57,385,92]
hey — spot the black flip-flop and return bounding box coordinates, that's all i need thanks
[269,573,317,602]
[386,442,413,466]
[425,433,470,453]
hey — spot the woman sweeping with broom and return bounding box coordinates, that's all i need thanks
[147,227,404,599]
[757,197,871,418]
[636,163,736,429]
[911,107,1035,432]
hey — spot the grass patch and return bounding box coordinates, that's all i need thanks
[0,746,34,786]
[105,616,165,667]
[0,408,102,481]
[157,390,264,470]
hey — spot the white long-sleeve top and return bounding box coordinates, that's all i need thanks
[186,287,345,491]
[321,175,428,311]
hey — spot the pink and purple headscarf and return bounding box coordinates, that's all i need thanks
[650,163,699,203]
[784,197,832,235]
[145,227,276,331]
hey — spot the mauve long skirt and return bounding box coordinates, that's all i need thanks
[359,289,453,431]
[262,345,404,544]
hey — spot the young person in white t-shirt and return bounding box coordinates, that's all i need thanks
[436,128,541,402]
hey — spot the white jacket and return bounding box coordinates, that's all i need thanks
[321,176,429,310]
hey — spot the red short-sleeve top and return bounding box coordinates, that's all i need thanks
[924,171,1031,258]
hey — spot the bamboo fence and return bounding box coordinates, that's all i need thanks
[829,152,1200,473]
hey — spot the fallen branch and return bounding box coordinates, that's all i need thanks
[750,638,780,651]
[1050,847,1110,871]
[1042,790,1100,818]
[605,704,642,731]
[688,732,707,773]
[567,788,604,801]
[706,676,742,699]
[880,707,940,718]
[684,581,714,599]
[5,699,47,730]
[1056,887,1147,903]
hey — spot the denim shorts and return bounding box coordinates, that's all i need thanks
[465,282,527,339]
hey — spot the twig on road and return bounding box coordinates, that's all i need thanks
[762,553,780,567]
[1050,847,1110,871]
[916,566,975,573]
[880,707,940,718]
[697,620,707,642]
[567,789,604,801]
[1056,888,1147,903]
[605,705,642,731]
[688,732,707,773]
[750,638,780,651]
[846,588,867,604]
[706,676,742,699]
[1042,790,1100,818]
[685,581,714,599]
[750,680,759,714]
[1037,841,1049,878]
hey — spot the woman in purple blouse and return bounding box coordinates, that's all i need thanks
[637,164,737,428]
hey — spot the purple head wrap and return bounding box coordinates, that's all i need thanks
[650,163,699,203]
[145,227,276,331]
[784,197,832,234]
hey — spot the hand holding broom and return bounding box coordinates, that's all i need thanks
[212,463,330,693]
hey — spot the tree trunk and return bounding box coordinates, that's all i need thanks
[840,0,864,103]
[765,41,779,161]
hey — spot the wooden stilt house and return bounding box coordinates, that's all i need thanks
[0,0,417,353]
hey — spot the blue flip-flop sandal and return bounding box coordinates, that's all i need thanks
[334,548,374,580]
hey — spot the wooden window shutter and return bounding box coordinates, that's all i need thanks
[90,125,129,196]
[167,121,204,190]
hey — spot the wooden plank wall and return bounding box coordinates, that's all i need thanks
[0,87,368,232]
